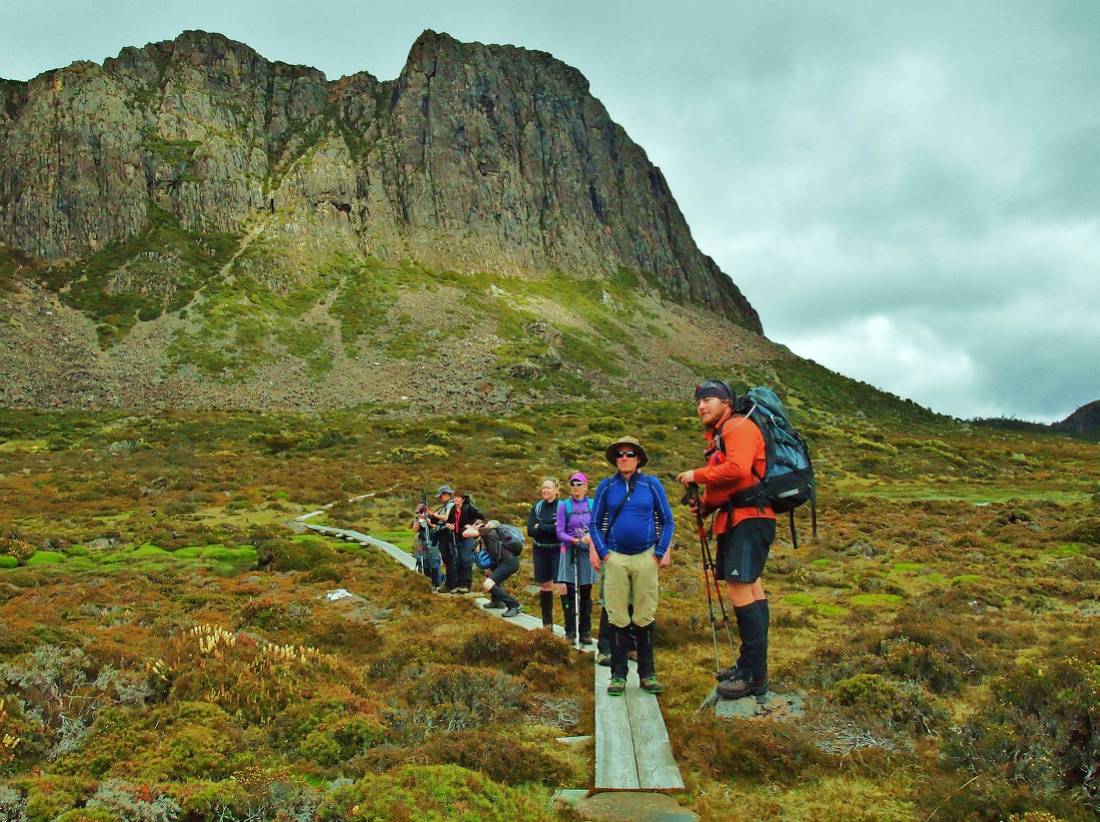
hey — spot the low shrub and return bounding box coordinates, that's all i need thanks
[944,655,1099,813]
[832,673,947,736]
[670,715,827,782]
[0,538,36,564]
[316,764,552,821]
[73,779,182,821]
[403,664,525,718]
[257,537,336,572]
[164,625,363,723]
[387,444,448,462]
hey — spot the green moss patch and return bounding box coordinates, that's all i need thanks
[849,593,904,608]
[26,550,66,565]
[785,593,816,608]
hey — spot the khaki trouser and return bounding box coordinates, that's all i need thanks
[603,547,658,628]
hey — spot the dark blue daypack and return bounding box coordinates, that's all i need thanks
[720,386,817,548]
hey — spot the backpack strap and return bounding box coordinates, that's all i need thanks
[600,474,638,541]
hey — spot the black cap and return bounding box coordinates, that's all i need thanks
[694,379,735,402]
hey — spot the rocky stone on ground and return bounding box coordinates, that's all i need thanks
[570,791,698,822]
[701,689,806,720]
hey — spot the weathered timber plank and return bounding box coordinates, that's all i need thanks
[625,678,685,790]
[594,660,641,789]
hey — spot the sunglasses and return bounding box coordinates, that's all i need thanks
[615,450,638,459]
[569,479,587,486]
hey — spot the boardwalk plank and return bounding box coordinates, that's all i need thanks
[594,661,641,789]
[626,681,686,790]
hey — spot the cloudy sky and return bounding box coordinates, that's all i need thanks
[2,1,1097,420]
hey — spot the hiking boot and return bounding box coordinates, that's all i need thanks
[455,586,470,594]
[482,600,506,610]
[716,674,768,700]
[502,605,523,618]
[607,677,626,696]
[640,675,664,694]
[717,662,746,683]
[596,652,611,667]
[580,632,593,646]
[565,633,576,644]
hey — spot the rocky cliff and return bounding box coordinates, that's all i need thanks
[0,29,760,331]
[1054,400,1100,438]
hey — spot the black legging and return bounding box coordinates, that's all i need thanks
[561,583,592,637]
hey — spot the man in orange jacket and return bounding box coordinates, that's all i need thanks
[677,379,776,699]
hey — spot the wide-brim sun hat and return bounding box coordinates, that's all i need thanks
[604,436,649,467]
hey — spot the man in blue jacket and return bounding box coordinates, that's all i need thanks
[587,436,674,696]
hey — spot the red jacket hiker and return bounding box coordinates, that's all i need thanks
[693,408,776,535]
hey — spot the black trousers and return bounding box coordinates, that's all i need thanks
[488,552,520,608]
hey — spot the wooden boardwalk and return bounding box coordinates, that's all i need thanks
[595,660,685,790]
[300,521,684,792]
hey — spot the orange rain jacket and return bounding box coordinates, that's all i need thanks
[694,408,776,535]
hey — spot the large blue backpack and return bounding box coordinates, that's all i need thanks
[720,386,817,548]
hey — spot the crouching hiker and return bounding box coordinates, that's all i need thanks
[589,437,674,696]
[527,478,563,630]
[677,379,776,700]
[467,520,524,618]
[556,471,597,646]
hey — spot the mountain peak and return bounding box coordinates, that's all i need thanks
[0,30,759,331]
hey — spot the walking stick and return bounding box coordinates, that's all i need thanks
[573,541,581,650]
[683,484,736,677]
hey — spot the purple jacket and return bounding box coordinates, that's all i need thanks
[556,496,594,548]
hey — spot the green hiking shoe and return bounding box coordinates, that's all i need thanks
[640,675,664,694]
[607,677,627,696]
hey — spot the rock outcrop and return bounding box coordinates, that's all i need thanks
[1054,400,1100,438]
[0,29,761,331]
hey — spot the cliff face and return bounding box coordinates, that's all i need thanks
[1054,400,1100,437]
[0,29,760,331]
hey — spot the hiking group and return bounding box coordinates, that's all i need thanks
[411,379,814,701]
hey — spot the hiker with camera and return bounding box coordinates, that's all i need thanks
[589,436,674,696]
[425,485,458,592]
[556,471,597,646]
[676,379,776,700]
[412,499,442,588]
[467,520,524,618]
[527,477,564,630]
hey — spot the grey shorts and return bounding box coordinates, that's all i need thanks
[716,518,776,584]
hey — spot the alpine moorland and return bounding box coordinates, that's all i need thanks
[1,29,1098,822]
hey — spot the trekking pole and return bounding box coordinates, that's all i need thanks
[701,519,737,656]
[573,540,581,650]
[683,483,722,676]
[684,484,737,673]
